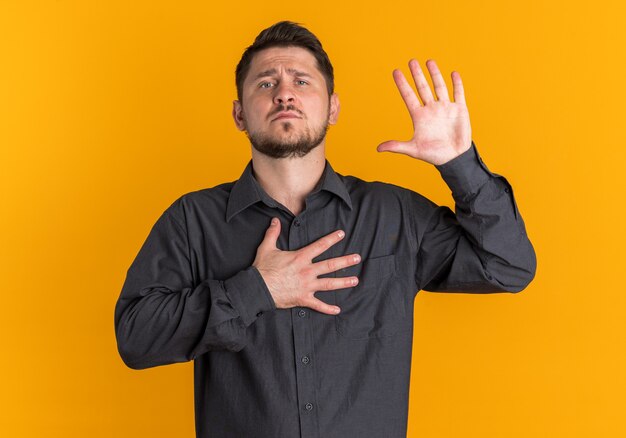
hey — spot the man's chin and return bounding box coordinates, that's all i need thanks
[246,123,329,159]
[249,136,325,159]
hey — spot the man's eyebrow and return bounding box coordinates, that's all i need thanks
[253,69,277,80]
[252,68,313,81]
[287,68,312,78]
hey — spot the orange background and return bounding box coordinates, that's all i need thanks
[1,1,624,437]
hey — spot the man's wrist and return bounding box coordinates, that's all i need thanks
[435,141,492,197]
[224,266,277,326]
[436,141,473,165]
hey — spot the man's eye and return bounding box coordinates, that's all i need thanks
[296,80,308,85]
[259,82,274,89]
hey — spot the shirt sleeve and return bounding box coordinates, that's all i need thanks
[114,198,277,370]
[410,141,537,293]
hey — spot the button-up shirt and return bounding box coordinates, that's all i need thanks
[114,142,536,438]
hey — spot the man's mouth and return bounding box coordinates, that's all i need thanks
[272,112,301,122]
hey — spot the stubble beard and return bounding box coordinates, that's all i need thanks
[246,105,330,159]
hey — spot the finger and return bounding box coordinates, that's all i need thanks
[257,217,281,252]
[392,68,422,115]
[304,297,342,315]
[301,229,345,259]
[425,59,450,102]
[451,71,466,105]
[377,140,416,157]
[315,275,359,291]
[312,253,361,276]
[407,59,435,105]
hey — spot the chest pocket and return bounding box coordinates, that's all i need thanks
[333,254,408,340]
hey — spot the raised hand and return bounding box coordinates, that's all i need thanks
[377,59,472,165]
[252,217,361,315]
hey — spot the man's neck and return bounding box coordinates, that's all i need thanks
[250,145,326,217]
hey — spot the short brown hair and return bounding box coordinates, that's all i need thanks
[235,21,335,101]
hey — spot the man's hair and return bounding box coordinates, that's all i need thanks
[235,21,334,102]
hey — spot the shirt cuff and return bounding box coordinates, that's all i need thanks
[224,266,277,327]
[434,141,493,198]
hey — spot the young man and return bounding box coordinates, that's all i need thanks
[115,21,536,438]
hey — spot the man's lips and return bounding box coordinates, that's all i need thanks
[271,112,301,122]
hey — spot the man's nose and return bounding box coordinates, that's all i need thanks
[273,82,296,105]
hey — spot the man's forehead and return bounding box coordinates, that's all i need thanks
[247,47,320,78]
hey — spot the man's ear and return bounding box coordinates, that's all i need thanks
[232,100,246,131]
[329,93,340,125]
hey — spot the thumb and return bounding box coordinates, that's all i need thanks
[376,140,416,157]
[258,217,281,252]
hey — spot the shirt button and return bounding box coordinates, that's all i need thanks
[294,219,301,227]
[301,356,310,364]
[298,309,306,317]
[305,403,314,411]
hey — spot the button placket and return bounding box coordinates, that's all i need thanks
[288,215,319,437]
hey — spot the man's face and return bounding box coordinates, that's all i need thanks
[233,46,340,159]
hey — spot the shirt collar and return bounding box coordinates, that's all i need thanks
[226,159,353,223]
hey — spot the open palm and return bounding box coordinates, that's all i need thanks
[377,59,472,165]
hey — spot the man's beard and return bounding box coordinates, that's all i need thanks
[246,105,330,159]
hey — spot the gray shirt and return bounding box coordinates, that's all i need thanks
[114,141,536,438]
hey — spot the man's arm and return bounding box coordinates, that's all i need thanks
[114,200,277,370]
[409,141,536,292]
[378,58,536,292]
